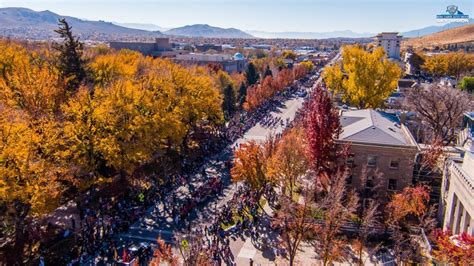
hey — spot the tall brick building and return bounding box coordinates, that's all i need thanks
[337,109,419,196]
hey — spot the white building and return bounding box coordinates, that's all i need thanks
[440,113,474,235]
[374,32,402,60]
[174,53,247,73]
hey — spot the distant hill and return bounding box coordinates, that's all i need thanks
[0,7,164,41]
[113,22,169,32]
[247,30,373,39]
[403,19,473,38]
[166,24,254,39]
[403,23,474,48]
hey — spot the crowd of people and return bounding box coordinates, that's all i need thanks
[172,184,275,265]
[225,82,304,142]
[39,69,318,265]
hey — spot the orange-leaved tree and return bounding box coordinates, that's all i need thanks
[231,140,269,192]
[267,128,308,199]
[386,185,436,264]
[432,229,474,265]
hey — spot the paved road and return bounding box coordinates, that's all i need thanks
[115,50,341,249]
[116,88,311,245]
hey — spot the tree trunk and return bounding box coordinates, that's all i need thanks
[6,200,30,266]
[289,253,294,266]
[358,246,363,266]
[289,178,294,200]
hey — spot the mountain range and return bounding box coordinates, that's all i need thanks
[113,22,169,32]
[165,24,253,39]
[0,7,165,41]
[247,30,373,39]
[402,19,474,38]
[115,20,474,40]
[403,23,474,48]
[0,7,472,40]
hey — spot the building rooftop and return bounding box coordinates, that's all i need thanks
[398,79,416,89]
[466,112,474,120]
[375,32,402,38]
[175,53,233,62]
[233,52,245,60]
[339,109,416,147]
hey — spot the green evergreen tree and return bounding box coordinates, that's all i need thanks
[245,62,259,86]
[222,84,236,119]
[263,65,273,78]
[459,76,474,93]
[238,82,247,107]
[54,18,86,93]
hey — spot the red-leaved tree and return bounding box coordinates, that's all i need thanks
[303,86,343,182]
[293,64,308,80]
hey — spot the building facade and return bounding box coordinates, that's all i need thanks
[175,53,247,73]
[440,113,474,235]
[338,109,419,196]
[109,38,173,56]
[374,32,402,60]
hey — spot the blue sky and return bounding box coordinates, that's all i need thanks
[1,0,473,32]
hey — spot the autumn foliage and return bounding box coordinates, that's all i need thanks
[432,229,474,265]
[303,86,343,180]
[422,52,474,79]
[243,66,307,111]
[323,45,401,108]
[387,185,430,223]
[0,38,224,262]
[231,140,269,191]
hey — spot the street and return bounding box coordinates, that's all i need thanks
[112,51,342,263]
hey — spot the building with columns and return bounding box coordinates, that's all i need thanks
[440,112,474,235]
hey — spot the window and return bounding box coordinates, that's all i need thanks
[366,176,374,188]
[346,154,355,165]
[388,179,397,190]
[390,159,399,169]
[367,155,377,167]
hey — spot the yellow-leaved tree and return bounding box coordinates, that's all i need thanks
[143,62,223,152]
[300,61,314,72]
[89,49,143,87]
[323,45,401,108]
[0,40,65,118]
[422,52,474,80]
[422,55,448,78]
[92,80,160,180]
[0,106,64,264]
[62,87,101,175]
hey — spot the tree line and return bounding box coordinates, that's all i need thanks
[229,87,472,265]
[0,18,315,263]
[0,19,223,263]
